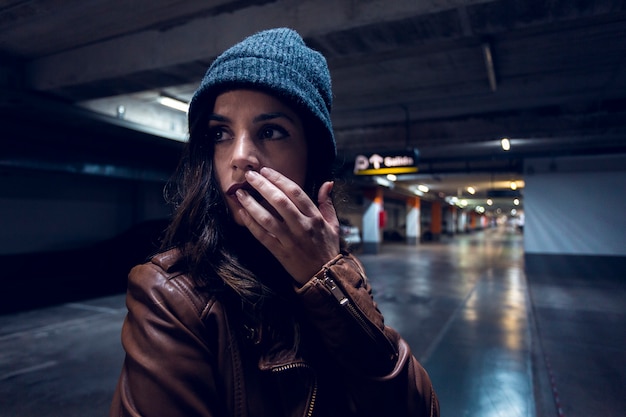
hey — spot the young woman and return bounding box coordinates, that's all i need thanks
[110,28,439,417]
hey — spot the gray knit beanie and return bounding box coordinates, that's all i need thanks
[188,28,336,164]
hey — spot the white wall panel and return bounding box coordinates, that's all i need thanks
[524,154,626,256]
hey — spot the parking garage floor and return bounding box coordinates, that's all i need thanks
[1,227,624,416]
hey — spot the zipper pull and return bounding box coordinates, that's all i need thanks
[322,272,349,306]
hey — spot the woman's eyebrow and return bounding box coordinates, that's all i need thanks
[208,114,229,123]
[253,112,295,123]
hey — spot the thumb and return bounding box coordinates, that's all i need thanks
[317,181,338,225]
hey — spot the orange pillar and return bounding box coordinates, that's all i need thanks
[470,211,477,230]
[431,201,442,240]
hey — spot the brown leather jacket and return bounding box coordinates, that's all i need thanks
[110,249,439,417]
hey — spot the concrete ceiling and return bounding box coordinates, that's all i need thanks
[1,0,626,214]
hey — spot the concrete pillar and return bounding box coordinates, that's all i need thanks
[445,205,456,235]
[431,201,442,241]
[406,196,420,245]
[362,188,383,254]
[480,214,488,229]
[457,210,467,233]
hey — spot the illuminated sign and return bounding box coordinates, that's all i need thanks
[353,150,419,175]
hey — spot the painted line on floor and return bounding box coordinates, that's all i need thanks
[65,302,125,314]
[0,309,124,342]
[544,355,565,417]
[0,360,58,381]
[419,279,480,364]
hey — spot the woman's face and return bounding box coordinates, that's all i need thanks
[210,89,308,226]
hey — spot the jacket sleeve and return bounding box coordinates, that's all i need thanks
[294,253,440,417]
[110,262,234,417]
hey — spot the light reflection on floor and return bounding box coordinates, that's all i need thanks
[361,227,535,417]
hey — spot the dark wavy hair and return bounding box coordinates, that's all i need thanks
[160,91,336,304]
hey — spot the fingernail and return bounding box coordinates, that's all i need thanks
[245,170,260,179]
[235,189,247,199]
[260,166,274,177]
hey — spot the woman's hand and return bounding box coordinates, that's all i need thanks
[235,167,340,285]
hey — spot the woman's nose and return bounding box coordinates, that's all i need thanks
[231,134,260,171]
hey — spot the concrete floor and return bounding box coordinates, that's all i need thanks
[1,227,624,416]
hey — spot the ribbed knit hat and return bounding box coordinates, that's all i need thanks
[188,28,336,164]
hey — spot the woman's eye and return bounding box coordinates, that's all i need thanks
[259,125,288,140]
[208,126,231,143]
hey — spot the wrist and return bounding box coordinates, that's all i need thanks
[294,253,344,288]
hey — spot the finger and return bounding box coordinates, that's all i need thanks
[239,211,281,249]
[243,170,318,234]
[243,170,303,228]
[235,189,281,242]
[256,167,318,217]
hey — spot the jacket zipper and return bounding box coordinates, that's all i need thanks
[271,362,318,417]
[321,271,398,362]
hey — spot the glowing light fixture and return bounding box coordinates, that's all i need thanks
[513,198,520,206]
[157,96,189,113]
[467,186,476,195]
[501,137,511,151]
[510,181,517,190]
[116,105,126,119]
[487,198,493,206]
[386,174,397,182]
[417,184,429,193]
[374,176,393,188]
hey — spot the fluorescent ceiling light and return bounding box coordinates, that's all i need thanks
[501,137,511,151]
[157,96,189,113]
[374,176,393,188]
[445,196,459,205]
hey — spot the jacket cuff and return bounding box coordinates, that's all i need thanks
[295,253,398,375]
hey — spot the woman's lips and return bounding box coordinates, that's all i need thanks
[226,182,249,196]
[227,182,263,202]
